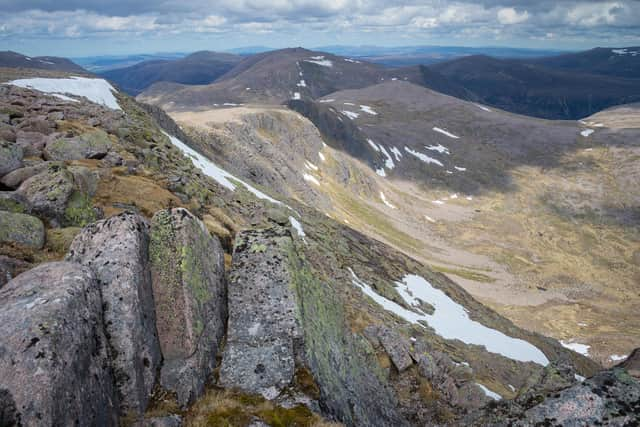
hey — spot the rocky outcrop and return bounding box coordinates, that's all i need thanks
[0,161,52,189]
[43,129,112,161]
[67,212,161,415]
[16,162,74,225]
[0,210,45,248]
[619,348,640,378]
[219,227,303,400]
[467,367,640,425]
[0,262,117,426]
[0,140,23,177]
[149,208,226,406]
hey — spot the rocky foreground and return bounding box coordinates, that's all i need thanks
[0,72,639,426]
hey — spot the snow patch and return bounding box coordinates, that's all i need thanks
[390,146,403,161]
[343,102,356,106]
[380,191,397,209]
[477,384,502,400]
[581,129,594,137]
[359,105,378,115]
[297,80,307,87]
[610,354,627,362]
[318,152,326,162]
[304,160,319,171]
[574,373,585,382]
[433,127,460,139]
[349,270,550,365]
[289,216,306,241]
[341,110,360,120]
[305,56,333,67]
[474,103,492,112]
[319,99,334,103]
[293,92,301,100]
[560,340,590,356]
[376,168,387,177]
[379,145,395,169]
[303,173,320,186]
[344,58,361,63]
[367,139,380,151]
[9,76,121,110]
[404,147,444,166]
[425,144,450,155]
[454,166,467,171]
[164,132,284,206]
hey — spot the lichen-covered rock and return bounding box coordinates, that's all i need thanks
[0,140,23,177]
[0,162,52,189]
[0,262,117,426]
[0,255,30,288]
[67,212,161,415]
[16,163,74,225]
[376,326,414,372]
[44,129,112,160]
[15,130,47,157]
[521,369,640,426]
[0,191,28,213]
[0,210,45,248]
[466,368,640,425]
[149,208,226,406]
[219,227,303,400]
[68,165,99,196]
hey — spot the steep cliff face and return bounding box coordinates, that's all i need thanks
[1,69,638,426]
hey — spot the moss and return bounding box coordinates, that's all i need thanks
[45,227,81,255]
[257,405,316,427]
[63,191,96,227]
[0,197,25,213]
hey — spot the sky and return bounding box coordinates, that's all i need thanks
[1,0,639,57]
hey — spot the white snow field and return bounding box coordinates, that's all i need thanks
[9,76,121,110]
[349,269,550,365]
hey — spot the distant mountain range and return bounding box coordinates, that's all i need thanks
[0,51,85,73]
[100,51,242,95]
[5,46,640,120]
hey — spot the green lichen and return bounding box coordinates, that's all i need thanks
[63,191,96,227]
[286,241,399,426]
[250,243,267,253]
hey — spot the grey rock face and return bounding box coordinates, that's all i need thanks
[132,415,183,427]
[0,262,117,426]
[377,327,413,372]
[520,369,640,426]
[0,140,23,177]
[149,208,226,406]
[0,210,45,248]
[67,212,161,415]
[16,163,74,225]
[219,227,302,399]
[44,129,112,161]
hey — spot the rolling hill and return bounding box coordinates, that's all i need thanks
[100,51,242,95]
[419,54,640,119]
[137,47,398,109]
[0,51,86,73]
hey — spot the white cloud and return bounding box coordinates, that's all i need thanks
[497,7,529,25]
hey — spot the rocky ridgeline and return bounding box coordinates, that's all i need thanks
[1,78,639,426]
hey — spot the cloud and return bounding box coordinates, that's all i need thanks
[1,0,639,52]
[497,7,529,25]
